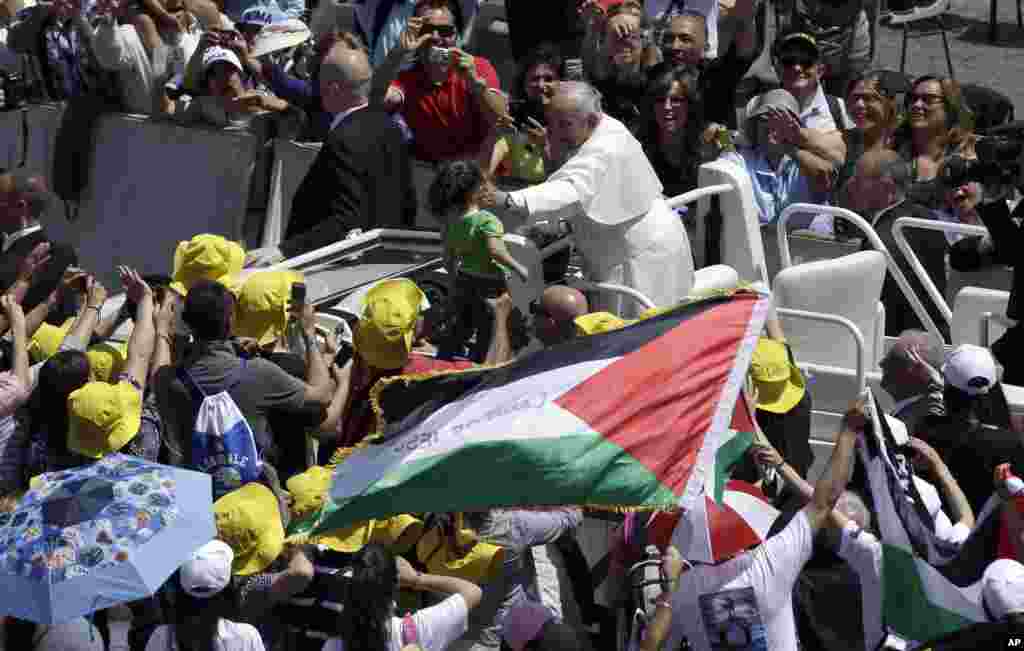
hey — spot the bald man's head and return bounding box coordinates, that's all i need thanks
[535,286,589,346]
[842,148,907,215]
[319,45,373,112]
[0,170,51,231]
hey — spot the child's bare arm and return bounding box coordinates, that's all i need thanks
[487,236,528,282]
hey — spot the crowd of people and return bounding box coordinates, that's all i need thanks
[0,0,1022,650]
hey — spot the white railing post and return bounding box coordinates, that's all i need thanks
[890,217,991,329]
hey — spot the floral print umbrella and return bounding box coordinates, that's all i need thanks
[0,454,214,624]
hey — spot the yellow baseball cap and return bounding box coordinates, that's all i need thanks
[214,483,285,576]
[28,319,74,364]
[285,465,375,552]
[170,234,245,297]
[86,342,129,383]
[748,338,806,414]
[354,279,426,371]
[233,270,305,347]
[574,312,632,336]
[67,380,143,459]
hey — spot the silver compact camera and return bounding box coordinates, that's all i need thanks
[427,46,451,66]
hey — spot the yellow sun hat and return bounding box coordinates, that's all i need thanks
[416,513,505,584]
[28,319,74,364]
[214,483,285,576]
[67,380,143,459]
[748,337,806,414]
[574,312,633,336]
[233,270,305,347]
[85,342,129,383]
[285,466,374,552]
[170,234,245,297]
[354,279,426,371]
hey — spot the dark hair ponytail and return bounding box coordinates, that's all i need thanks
[169,570,238,651]
[428,159,486,218]
[29,350,90,466]
[340,544,398,651]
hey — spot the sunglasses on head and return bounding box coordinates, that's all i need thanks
[420,24,456,37]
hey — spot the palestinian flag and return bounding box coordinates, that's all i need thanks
[304,290,769,555]
[862,393,1006,642]
[672,392,766,561]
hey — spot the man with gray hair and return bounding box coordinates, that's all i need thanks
[846,148,952,338]
[879,328,947,436]
[484,81,693,318]
[246,44,416,266]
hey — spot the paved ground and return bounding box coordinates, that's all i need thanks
[471,0,1024,117]
[781,0,1024,112]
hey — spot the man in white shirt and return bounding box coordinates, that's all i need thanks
[485,81,693,318]
[750,420,974,650]
[654,397,865,651]
[746,31,852,202]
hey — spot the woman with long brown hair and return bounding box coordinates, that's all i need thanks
[893,75,976,207]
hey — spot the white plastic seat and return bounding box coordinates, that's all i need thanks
[773,250,887,375]
[692,160,767,285]
[691,265,740,296]
[950,286,1016,348]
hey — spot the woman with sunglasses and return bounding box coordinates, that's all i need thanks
[893,75,977,208]
[833,70,902,221]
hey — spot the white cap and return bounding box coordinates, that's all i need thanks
[983,559,1024,620]
[202,46,244,74]
[942,344,997,396]
[180,540,235,599]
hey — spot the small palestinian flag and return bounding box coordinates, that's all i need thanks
[305,289,769,555]
[862,394,1006,642]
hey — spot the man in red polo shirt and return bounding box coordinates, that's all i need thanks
[372,0,505,163]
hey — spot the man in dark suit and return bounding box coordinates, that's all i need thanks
[0,171,77,316]
[846,148,951,339]
[245,45,416,267]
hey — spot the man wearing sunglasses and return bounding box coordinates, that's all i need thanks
[371,0,505,167]
[742,31,851,202]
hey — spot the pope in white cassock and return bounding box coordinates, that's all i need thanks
[486,81,693,318]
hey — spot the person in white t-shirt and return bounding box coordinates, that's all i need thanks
[751,428,975,651]
[322,543,483,651]
[639,395,866,651]
[145,540,265,651]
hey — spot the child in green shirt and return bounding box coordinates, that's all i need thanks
[429,160,528,362]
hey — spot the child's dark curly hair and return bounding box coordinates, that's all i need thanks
[428,159,486,218]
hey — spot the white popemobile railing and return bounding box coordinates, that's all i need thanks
[776,307,867,395]
[890,217,992,328]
